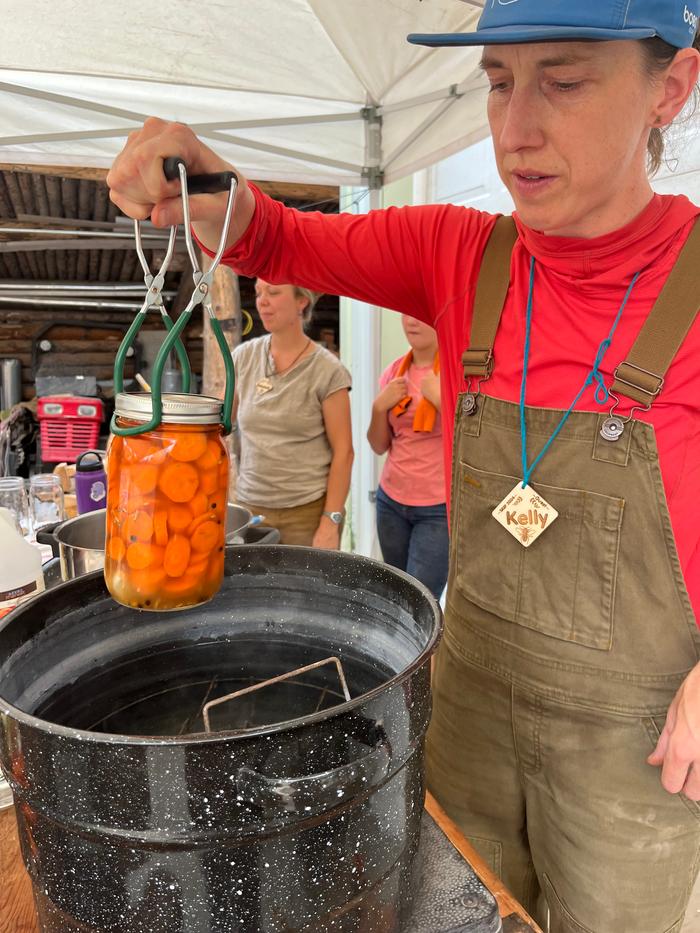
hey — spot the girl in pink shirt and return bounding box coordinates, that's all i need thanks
[367,316,448,598]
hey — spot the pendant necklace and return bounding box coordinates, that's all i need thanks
[492,258,640,548]
[256,336,311,395]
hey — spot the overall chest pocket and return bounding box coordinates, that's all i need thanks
[454,460,625,651]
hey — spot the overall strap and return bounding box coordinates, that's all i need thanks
[610,218,700,408]
[462,215,519,382]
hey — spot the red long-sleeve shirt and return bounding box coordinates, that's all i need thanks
[219,187,700,621]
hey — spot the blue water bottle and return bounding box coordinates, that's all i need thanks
[75,451,107,514]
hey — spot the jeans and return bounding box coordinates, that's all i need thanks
[375,485,449,599]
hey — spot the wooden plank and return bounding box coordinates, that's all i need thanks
[16,175,35,219]
[0,808,38,933]
[61,177,79,219]
[3,172,27,215]
[13,214,129,231]
[0,327,132,342]
[0,164,108,182]
[78,179,94,221]
[0,238,169,254]
[425,792,544,932]
[253,179,339,203]
[1,338,123,354]
[0,251,21,278]
[0,173,15,219]
[0,167,337,201]
[44,176,63,219]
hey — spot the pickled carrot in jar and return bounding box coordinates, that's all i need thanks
[105,394,229,611]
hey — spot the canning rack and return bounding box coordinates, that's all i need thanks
[201,656,352,733]
[111,158,238,437]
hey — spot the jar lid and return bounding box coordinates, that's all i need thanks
[76,451,105,472]
[115,393,224,426]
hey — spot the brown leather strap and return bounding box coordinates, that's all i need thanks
[462,215,518,380]
[610,219,700,408]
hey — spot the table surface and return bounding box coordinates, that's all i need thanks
[0,792,542,933]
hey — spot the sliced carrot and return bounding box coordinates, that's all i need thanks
[154,509,169,547]
[164,534,191,577]
[189,491,208,516]
[107,483,122,510]
[125,510,154,543]
[167,504,193,533]
[107,436,123,469]
[186,512,216,536]
[109,508,129,541]
[129,565,167,598]
[107,537,126,561]
[199,469,219,495]
[122,437,165,464]
[126,542,157,571]
[130,464,159,495]
[187,553,210,574]
[158,462,199,503]
[169,433,208,463]
[191,519,222,553]
[196,439,223,470]
[164,572,200,595]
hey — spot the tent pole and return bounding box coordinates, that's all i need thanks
[343,106,384,556]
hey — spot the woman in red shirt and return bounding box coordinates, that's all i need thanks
[367,315,448,599]
[108,4,700,929]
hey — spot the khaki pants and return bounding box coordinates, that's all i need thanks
[237,495,325,546]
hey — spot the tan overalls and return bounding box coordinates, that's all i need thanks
[427,219,700,933]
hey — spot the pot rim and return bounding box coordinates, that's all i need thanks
[51,504,255,553]
[54,509,107,552]
[0,547,443,748]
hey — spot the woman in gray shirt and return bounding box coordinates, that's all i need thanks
[232,280,353,548]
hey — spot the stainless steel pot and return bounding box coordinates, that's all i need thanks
[52,510,107,580]
[40,505,256,581]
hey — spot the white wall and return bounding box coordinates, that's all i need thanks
[653,122,700,201]
[426,124,700,210]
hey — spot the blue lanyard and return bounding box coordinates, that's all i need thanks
[519,258,641,488]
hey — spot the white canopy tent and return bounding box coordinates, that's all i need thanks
[0,0,489,187]
[0,0,493,556]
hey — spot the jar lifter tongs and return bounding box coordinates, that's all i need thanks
[111,159,238,437]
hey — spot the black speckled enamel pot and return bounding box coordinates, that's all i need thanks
[0,546,441,932]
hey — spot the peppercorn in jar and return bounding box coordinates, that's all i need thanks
[105,394,229,610]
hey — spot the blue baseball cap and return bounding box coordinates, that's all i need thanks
[408,0,700,50]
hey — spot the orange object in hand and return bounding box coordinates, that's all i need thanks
[105,393,229,611]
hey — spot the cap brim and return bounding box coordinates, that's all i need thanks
[407,24,656,47]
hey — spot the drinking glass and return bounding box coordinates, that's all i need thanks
[29,474,65,534]
[0,476,31,536]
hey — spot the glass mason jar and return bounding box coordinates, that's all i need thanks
[105,393,230,611]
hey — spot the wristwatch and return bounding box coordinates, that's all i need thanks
[322,510,344,525]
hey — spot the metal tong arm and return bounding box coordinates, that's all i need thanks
[162,159,238,434]
[111,223,192,404]
[138,160,237,435]
[135,222,192,392]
